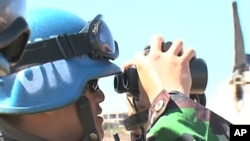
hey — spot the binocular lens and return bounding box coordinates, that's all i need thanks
[114,58,208,98]
[114,67,140,97]
[114,42,208,100]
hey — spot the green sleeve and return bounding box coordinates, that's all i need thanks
[146,90,231,141]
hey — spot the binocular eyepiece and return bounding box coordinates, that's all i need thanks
[114,42,208,99]
[114,67,140,97]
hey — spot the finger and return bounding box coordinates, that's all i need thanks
[168,39,184,56]
[181,48,196,62]
[122,60,136,71]
[148,35,164,57]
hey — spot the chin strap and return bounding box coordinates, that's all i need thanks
[76,95,101,141]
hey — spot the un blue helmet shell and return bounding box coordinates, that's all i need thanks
[27,8,85,42]
[0,8,121,114]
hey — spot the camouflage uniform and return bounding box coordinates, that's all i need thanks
[132,90,231,141]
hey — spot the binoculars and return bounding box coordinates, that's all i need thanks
[114,42,208,100]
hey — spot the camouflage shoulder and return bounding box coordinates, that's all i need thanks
[146,90,230,141]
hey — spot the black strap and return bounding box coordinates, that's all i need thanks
[76,96,100,141]
[123,110,148,131]
[10,32,93,73]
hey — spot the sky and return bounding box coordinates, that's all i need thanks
[26,0,250,114]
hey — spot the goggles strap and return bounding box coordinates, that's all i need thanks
[10,33,93,73]
[76,95,100,141]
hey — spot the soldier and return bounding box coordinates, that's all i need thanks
[0,1,231,141]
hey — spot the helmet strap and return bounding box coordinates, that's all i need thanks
[76,95,100,141]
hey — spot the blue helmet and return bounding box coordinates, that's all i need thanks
[0,8,121,114]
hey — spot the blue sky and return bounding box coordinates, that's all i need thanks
[27,0,250,113]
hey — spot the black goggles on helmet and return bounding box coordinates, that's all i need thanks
[0,17,30,63]
[10,14,119,73]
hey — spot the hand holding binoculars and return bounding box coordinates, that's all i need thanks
[114,42,208,105]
